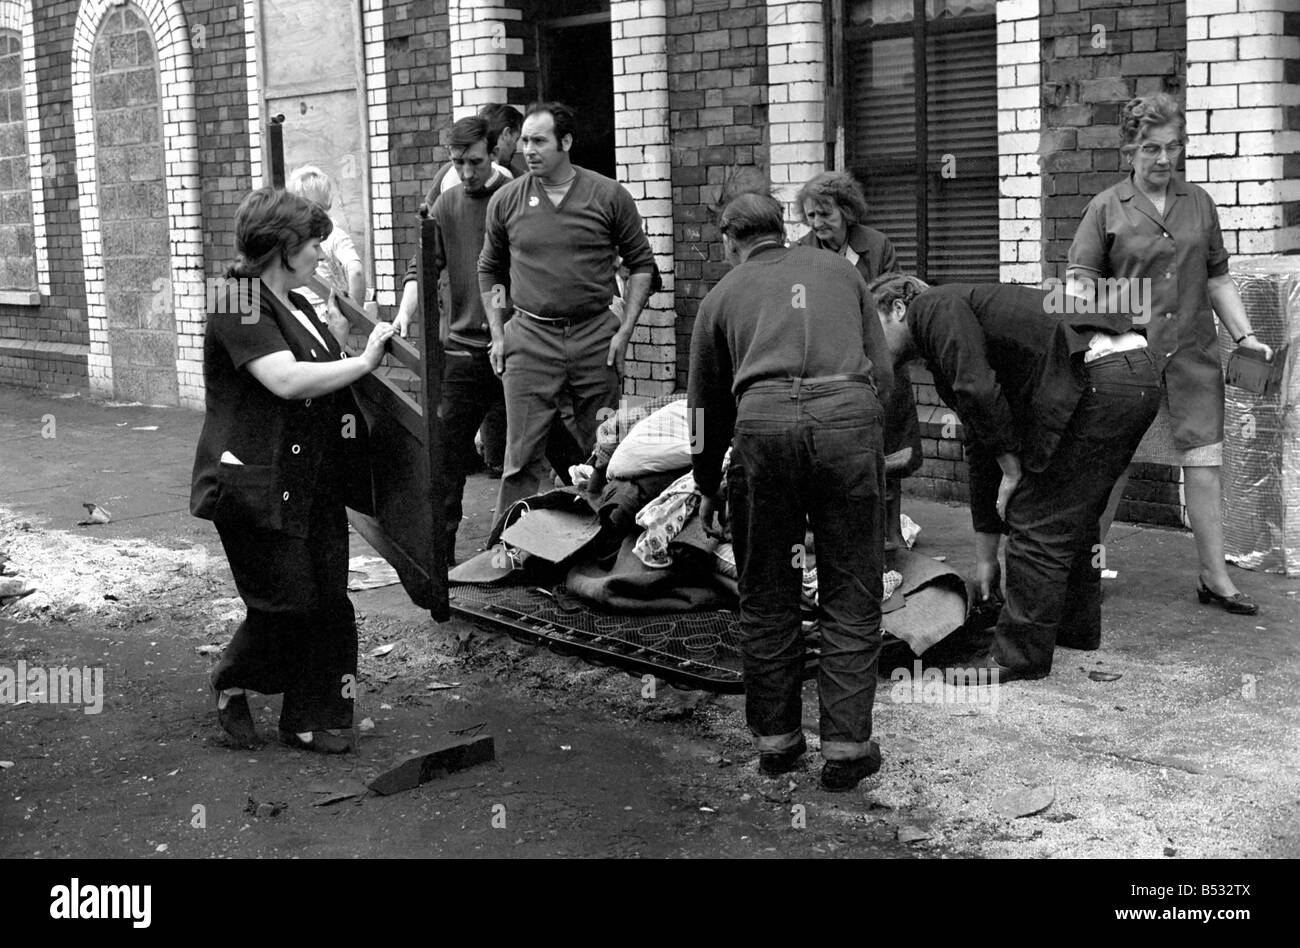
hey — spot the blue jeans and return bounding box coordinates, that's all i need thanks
[990,349,1161,672]
[728,378,885,761]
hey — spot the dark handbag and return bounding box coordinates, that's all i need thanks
[1224,344,1286,397]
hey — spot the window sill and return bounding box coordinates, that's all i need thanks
[0,290,40,306]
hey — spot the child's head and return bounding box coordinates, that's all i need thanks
[287,165,333,211]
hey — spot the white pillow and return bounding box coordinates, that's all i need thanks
[607,399,693,479]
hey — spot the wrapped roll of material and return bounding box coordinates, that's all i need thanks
[1221,257,1300,575]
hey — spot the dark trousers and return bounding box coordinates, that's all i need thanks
[211,486,356,733]
[442,345,583,549]
[988,350,1160,673]
[728,379,885,761]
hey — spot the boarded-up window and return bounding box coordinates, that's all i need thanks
[256,0,371,289]
[844,0,998,284]
[0,30,36,292]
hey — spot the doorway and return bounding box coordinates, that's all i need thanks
[537,12,616,179]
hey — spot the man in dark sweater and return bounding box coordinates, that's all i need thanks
[870,277,1160,681]
[390,115,576,564]
[689,193,893,793]
[478,101,657,526]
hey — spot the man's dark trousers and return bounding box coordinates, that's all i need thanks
[441,346,502,557]
[982,349,1161,674]
[728,378,885,762]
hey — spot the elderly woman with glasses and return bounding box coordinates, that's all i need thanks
[1068,93,1272,615]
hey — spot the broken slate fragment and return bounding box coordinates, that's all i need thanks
[897,825,931,844]
[310,781,368,807]
[367,735,496,795]
[992,785,1055,819]
[79,503,112,525]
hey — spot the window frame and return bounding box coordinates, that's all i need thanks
[836,0,998,282]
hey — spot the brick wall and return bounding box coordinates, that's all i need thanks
[1185,0,1300,256]
[384,0,452,310]
[668,0,767,390]
[613,0,675,397]
[189,0,251,282]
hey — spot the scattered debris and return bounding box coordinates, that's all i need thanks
[369,643,396,658]
[78,503,112,526]
[426,681,460,691]
[0,578,31,597]
[367,735,496,795]
[454,626,474,655]
[244,796,286,818]
[347,556,401,591]
[194,644,224,656]
[0,761,14,769]
[447,722,486,738]
[897,824,931,844]
[992,785,1055,819]
[131,426,159,432]
[308,780,368,807]
[359,718,375,731]
[0,577,36,608]
[1086,670,1123,683]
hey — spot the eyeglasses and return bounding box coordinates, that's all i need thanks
[1137,142,1184,158]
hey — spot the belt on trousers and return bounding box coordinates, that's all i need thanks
[513,305,607,327]
[1084,348,1157,371]
[745,373,875,399]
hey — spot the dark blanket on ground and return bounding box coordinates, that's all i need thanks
[564,535,734,613]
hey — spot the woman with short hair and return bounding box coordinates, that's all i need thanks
[190,188,395,752]
[1068,93,1272,615]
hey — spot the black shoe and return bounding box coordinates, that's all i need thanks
[278,729,353,754]
[1196,581,1258,615]
[820,741,882,792]
[964,650,1048,683]
[211,681,259,748]
[758,735,807,776]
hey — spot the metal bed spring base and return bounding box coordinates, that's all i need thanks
[449,585,823,694]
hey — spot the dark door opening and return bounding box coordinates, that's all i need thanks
[538,15,616,179]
